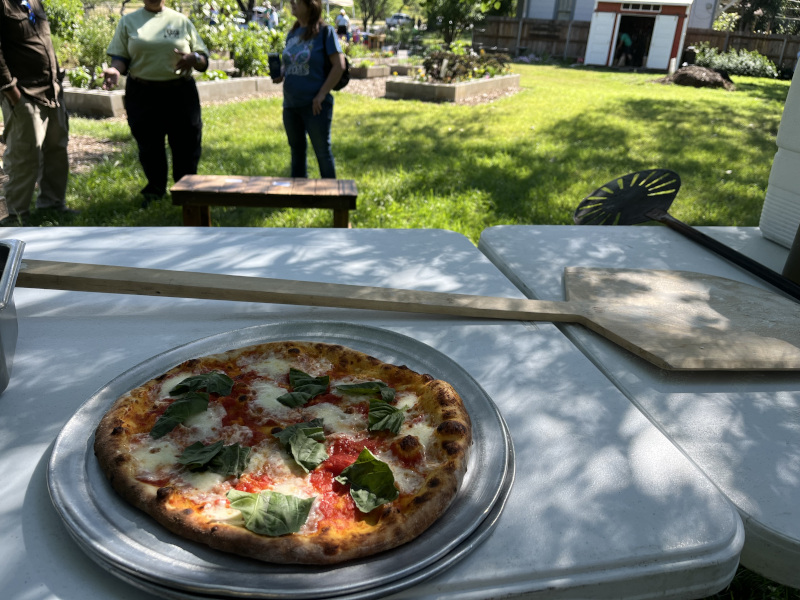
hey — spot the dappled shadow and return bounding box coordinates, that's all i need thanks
[480,224,800,586]
[2,226,742,597]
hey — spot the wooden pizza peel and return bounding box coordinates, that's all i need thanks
[6,245,800,371]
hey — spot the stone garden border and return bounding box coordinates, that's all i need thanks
[385,73,520,103]
[64,76,281,118]
[350,65,391,79]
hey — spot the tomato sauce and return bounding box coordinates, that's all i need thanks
[235,473,273,493]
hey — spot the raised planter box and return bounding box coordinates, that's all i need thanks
[390,64,422,76]
[350,65,391,79]
[385,73,520,103]
[64,76,281,118]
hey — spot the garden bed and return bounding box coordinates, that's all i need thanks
[350,65,391,79]
[64,76,281,118]
[390,64,423,76]
[384,73,520,103]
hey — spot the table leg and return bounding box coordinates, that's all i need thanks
[182,206,212,227]
[333,209,349,228]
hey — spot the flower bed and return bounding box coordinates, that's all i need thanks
[385,73,520,103]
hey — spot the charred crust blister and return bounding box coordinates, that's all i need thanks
[442,441,462,456]
[111,426,125,435]
[156,486,173,502]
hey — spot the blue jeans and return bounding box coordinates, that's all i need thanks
[283,100,336,179]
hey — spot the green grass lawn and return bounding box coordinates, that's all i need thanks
[4,64,800,598]
[23,63,790,240]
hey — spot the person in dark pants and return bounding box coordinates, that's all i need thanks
[271,0,344,179]
[102,0,208,206]
[0,0,76,225]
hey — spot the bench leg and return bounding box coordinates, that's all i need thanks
[183,206,212,227]
[332,209,349,228]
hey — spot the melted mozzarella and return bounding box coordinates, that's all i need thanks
[156,374,194,401]
[249,380,295,420]
[245,356,294,379]
[400,420,437,454]
[199,502,243,523]
[181,470,226,493]
[303,402,365,432]
[183,402,227,442]
[394,391,419,411]
[131,439,180,474]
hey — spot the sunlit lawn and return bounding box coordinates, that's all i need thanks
[22,63,790,242]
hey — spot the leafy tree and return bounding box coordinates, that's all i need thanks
[481,0,514,17]
[356,0,393,30]
[421,0,484,45]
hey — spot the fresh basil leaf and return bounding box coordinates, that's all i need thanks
[170,372,234,396]
[335,448,399,513]
[274,420,328,472]
[336,381,395,403]
[150,392,209,439]
[276,391,313,408]
[289,368,329,390]
[227,489,315,536]
[293,383,328,397]
[274,419,325,443]
[276,370,329,407]
[178,440,224,470]
[368,400,404,434]
[210,444,251,477]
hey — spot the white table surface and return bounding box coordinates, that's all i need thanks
[479,224,799,588]
[0,227,743,600]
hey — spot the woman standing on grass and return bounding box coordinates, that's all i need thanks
[102,0,209,206]
[271,0,344,179]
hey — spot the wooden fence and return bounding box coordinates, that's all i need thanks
[683,29,800,71]
[474,16,800,70]
[473,17,590,60]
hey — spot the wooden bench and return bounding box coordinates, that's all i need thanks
[170,175,357,227]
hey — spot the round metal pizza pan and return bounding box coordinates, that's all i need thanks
[66,418,514,600]
[48,321,514,599]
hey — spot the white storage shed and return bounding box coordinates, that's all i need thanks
[584,0,692,70]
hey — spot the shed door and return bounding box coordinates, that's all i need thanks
[585,12,616,66]
[646,15,677,70]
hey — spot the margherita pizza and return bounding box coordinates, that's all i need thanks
[94,341,471,565]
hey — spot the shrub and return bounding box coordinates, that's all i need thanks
[60,14,118,88]
[229,23,284,76]
[41,0,83,39]
[693,42,778,78]
[192,2,291,72]
[417,48,511,83]
[197,69,230,81]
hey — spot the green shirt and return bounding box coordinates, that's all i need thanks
[106,7,208,81]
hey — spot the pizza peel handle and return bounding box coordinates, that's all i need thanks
[14,257,800,371]
[574,169,800,302]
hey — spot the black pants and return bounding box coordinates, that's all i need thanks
[125,76,202,197]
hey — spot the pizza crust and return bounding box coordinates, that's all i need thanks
[94,341,471,565]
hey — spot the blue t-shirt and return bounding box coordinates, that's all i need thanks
[282,25,342,108]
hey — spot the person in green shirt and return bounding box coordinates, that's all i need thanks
[102,0,209,206]
[616,32,633,67]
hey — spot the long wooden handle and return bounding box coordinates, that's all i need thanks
[16,259,583,324]
[648,209,800,301]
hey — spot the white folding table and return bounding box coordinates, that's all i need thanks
[479,224,798,587]
[0,227,742,599]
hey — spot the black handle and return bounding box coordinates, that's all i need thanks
[649,210,800,301]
